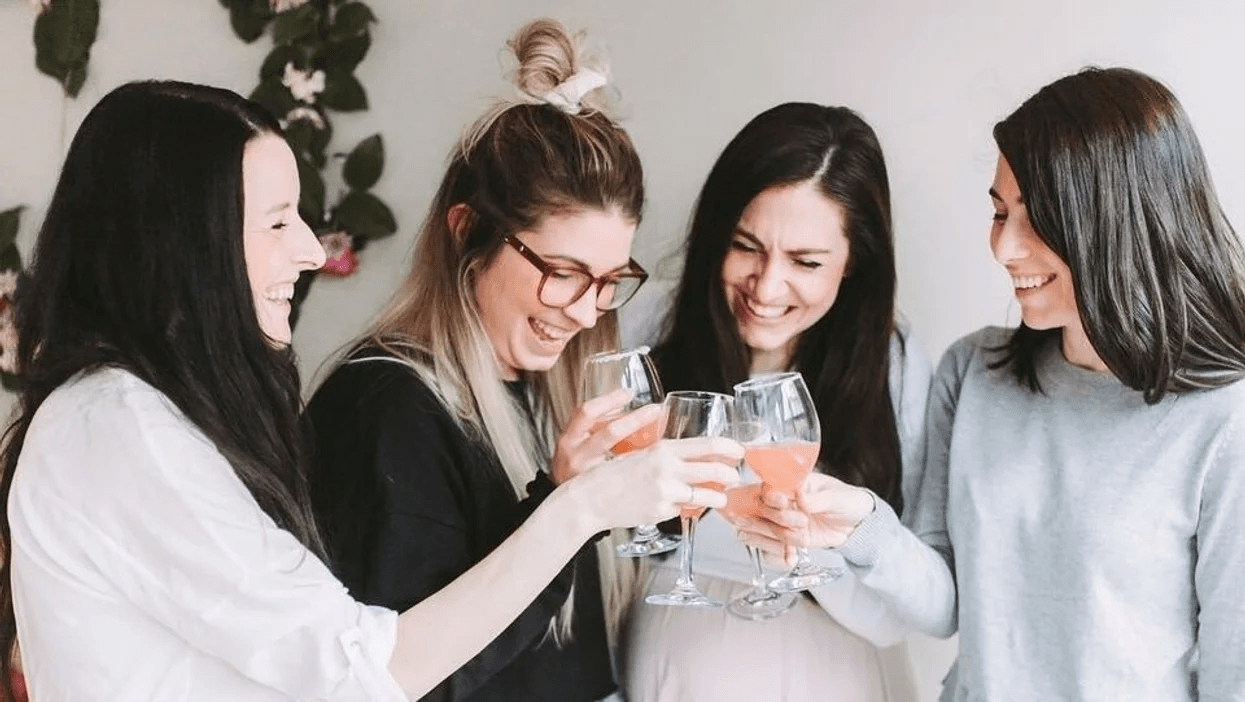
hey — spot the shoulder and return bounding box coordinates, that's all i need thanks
[935,326,1010,375]
[310,345,450,422]
[29,367,195,444]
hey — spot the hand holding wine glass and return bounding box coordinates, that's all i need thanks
[581,347,679,557]
[732,372,842,592]
[755,472,877,550]
[646,390,738,608]
[551,389,666,485]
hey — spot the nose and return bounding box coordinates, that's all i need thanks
[561,284,600,330]
[749,256,787,302]
[294,216,327,271]
[990,218,1031,265]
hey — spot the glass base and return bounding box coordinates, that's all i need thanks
[768,564,845,593]
[615,532,681,558]
[646,585,723,608]
[727,588,796,620]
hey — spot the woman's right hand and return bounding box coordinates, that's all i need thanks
[560,437,742,536]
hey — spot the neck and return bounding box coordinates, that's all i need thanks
[1061,321,1109,373]
[749,343,793,376]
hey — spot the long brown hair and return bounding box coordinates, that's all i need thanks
[991,67,1245,402]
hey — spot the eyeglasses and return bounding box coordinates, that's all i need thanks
[504,236,648,311]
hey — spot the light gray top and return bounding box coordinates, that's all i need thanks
[840,326,1245,701]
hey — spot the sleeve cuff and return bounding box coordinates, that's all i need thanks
[836,490,902,568]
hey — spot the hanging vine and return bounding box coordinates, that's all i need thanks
[220,0,398,325]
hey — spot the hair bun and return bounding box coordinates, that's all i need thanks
[508,18,609,115]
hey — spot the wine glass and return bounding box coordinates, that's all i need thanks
[582,346,680,557]
[732,372,841,592]
[723,420,797,620]
[645,391,732,607]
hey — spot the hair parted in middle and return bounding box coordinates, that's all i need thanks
[653,102,907,514]
[352,17,644,644]
[991,66,1245,403]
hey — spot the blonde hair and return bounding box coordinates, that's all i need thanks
[360,18,643,647]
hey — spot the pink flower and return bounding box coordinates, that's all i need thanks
[270,0,310,12]
[318,232,358,276]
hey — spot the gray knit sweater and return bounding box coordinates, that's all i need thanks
[839,326,1245,701]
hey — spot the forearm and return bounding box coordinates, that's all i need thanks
[387,486,593,698]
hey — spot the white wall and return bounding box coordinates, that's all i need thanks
[4,0,1245,698]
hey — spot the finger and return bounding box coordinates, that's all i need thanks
[756,504,809,530]
[663,436,745,462]
[761,489,792,509]
[672,482,727,510]
[670,458,742,488]
[731,516,792,542]
[736,531,792,562]
[587,403,664,452]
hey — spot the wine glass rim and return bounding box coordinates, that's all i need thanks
[665,390,732,401]
[587,345,651,363]
[732,371,803,391]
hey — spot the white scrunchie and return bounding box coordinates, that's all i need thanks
[539,68,608,114]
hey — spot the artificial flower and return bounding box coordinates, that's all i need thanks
[282,63,326,104]
[270,0,310,12]
[318,232,358,276]
[282,106,327,131]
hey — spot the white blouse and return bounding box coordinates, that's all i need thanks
[8,367,407,701]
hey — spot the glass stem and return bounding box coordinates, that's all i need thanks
[675,515,697,588]
[747,545,768,593]
[793,546,813,572]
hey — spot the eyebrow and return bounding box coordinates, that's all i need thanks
[733,226,834,256]
[265,202,293,216]
[988,188,1023,205]
[540,250,632,274]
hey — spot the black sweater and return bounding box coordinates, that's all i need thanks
[306,349,615,702]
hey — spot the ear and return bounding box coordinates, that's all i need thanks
[447,203,472,242]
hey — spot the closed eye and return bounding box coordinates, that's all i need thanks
[730,239,760,253]
[793,259,822,270]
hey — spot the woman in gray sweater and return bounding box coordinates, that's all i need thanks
[735,67,1245,701]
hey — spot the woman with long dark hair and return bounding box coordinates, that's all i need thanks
[757,67,1245,700]
[624,102,930,701]
[0,79,732,702]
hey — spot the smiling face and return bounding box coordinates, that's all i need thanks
[989,155,1081,333]
[473,208,636,379]
[241,133,326,346]
[720,183,851,374]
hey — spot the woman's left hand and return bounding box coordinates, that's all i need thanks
[549,390,664,485]
[736,473,877,551]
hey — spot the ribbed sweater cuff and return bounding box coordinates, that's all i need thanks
[837,490,899,568]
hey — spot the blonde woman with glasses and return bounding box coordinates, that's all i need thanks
[305,18,739,702]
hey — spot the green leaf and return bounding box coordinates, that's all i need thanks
[308,117,333,168]
[319,71,367,111]
[0,246,21,271]
[272,3,321,46]
[320,33,370,71]
[296,155,326,227]
[329,2,375,41]
[33,0,99,96]
[0,208,23,251]
[333,190,396,240]
[229,0,272,42]
[249,79,296,121]
[342,134,383,190]
[260,44,299,81]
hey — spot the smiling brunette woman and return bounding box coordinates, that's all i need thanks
[624,103,932,702]
[757,67,1245,701]
[304,18,739,702]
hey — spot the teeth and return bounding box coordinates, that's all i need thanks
[265,284,295,302]
[744,298,788,319]
[531,318,573,341]
[1012,275,1052,290]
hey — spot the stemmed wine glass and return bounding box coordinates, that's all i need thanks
[723,420,797,620]
[582,346,680,557]
[645,391,733,607]
[732,372,841,592]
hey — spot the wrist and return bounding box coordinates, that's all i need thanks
[849,487,877,529]
[545,479,604,542]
